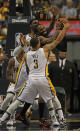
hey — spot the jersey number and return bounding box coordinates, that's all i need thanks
[34,59,38,69]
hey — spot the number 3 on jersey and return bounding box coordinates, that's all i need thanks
[34,59,38,69]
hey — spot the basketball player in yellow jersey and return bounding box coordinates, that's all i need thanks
[0,19,70,127]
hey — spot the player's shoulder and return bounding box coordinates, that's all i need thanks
[36,48,44,54]
[39,47,44,51]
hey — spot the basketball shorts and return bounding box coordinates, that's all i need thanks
[18,76,55,104]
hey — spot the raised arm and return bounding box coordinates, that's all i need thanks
[39,17,65,46]
[43,18,70,53]
[6,58,15,83]
[23,53,29,74]
[46,6,59,34]
[13,34,28,56]
[39,30,60,46]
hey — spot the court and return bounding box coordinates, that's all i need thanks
[0,113,80,131]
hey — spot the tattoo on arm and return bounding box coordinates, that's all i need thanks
[39,30,60,46]
[44,27,68,52]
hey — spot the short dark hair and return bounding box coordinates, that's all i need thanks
[30,37,39,48]
[29,18,38,25]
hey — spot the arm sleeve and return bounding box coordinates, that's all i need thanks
[46,16,56,35]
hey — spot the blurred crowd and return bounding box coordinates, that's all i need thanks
[0,0,9,49]
[31,0,80,20]
[0,0,9,79]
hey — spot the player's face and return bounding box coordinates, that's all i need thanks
[31,20,39,28]
[37,24,47,35]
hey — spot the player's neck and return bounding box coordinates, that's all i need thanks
[31,47,39,51]
[30,31,36,38]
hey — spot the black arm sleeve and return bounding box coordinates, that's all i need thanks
[46,16,56,35]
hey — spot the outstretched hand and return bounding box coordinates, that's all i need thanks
[56,17,70,30]
[49,6,59,17]
[20,34,26,47]
[60,18,70,29]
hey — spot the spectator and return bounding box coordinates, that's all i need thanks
[32,0,52,20]
[73,0,79,7]
[0,12,5,21]
[9,0,32,16]
[0,21,7,38]
[2,2,9,20]
[0,44,8,78]
[43,1,51,10]
[32,0,42,19]
[52,0,65,9]
[0,0,3,9]
[76,2,80,19]
[61,0,77,19]
[1,2,9,14]
[0,44,4,78]
[1,21,7,37]
[48,52,56,63]
[0,1,9,20]
[0,22,5,39]
[42,0,52,20]
[48,51,78,113]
